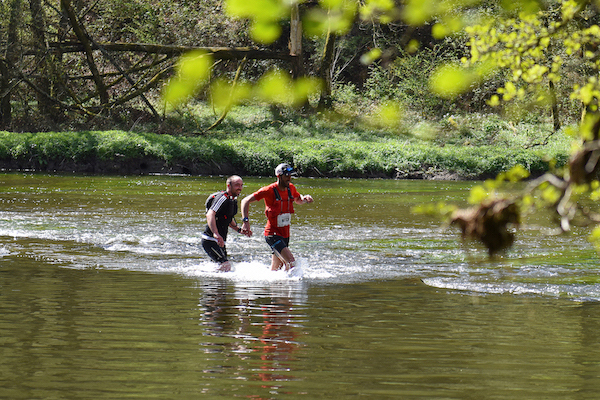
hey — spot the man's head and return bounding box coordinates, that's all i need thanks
[275,163,296,177]
[226,175,244,197]
[275,163,296,188]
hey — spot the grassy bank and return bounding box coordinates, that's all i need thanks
[0,106,574,179]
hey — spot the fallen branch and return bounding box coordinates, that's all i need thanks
[44,41,293,61]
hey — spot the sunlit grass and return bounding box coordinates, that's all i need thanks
[0,104,572,179]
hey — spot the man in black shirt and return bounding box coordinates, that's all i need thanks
[201,175,251,271]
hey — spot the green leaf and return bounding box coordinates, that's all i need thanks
[303,6,355,36]
[293,77,322,106]
[589,225,600,249]
[541,185,561,204]
[506,165,530,182]
[251,20,282,43]
[226,0,288,20]
[432,16,464,39]
[468,185,491,204]
[177,51,212,82]
[255,70,294,105]
[406,39,420,53]
[210,78,252,109]
[360,0,395,21]
[378,101,404,128]
[360,48,382,65]
[162,50,212,108]
[162,80,191,106]
[429,64,475,99]
[487,95,500,106]
[402,0,435,25]
[501,0,540,15]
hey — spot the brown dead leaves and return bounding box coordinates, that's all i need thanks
[450,198,520,256]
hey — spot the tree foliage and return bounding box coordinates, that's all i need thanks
[3,0,600,253]
[426,0,600,254]
[0,0,261,131]
[193,0,600,255]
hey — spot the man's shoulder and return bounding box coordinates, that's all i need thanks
[254,182,277,198]
[211,191,234,209]
[214,191,229,200]
[206,190,225,209]
[289,183,300,196]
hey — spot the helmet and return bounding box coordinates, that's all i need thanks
[275,163,296,176]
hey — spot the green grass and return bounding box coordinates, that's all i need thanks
[0,104,574,179]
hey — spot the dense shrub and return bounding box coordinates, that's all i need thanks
[0,103,573,179]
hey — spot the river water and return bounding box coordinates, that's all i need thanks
[2,173,600,399]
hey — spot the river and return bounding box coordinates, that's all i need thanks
[2,173,600,399]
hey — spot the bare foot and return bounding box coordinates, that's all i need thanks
[218,262,231,272]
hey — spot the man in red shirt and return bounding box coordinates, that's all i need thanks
[241,163,314,271]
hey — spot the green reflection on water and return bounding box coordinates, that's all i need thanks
[4,257,600,399]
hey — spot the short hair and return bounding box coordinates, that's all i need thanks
[226,175,242,187]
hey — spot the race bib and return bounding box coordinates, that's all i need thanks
[277,213,291,227]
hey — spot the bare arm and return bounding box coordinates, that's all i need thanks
[228,218,251,237]
[241,194,257,219]
[240,194,257,236]
[294,194,314,204]
[206,209,225,247]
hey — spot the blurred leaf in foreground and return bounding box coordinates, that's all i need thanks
[163,51,212,109]
[255,69,321,106]
[226,0,290,43]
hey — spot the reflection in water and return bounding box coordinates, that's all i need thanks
[4,244,600,399]
[197,280,304,394]
[256,296,298,384]
[201,281,236,337]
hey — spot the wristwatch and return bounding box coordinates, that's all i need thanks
[242,217,249,222]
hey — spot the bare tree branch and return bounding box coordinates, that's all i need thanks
[60,0,109,104]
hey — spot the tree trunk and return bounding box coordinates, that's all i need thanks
[1,0,23,126]
[549,80,560,132]
[44,42,292,60]
[289,3,305,79]
[0,59,11,128]
[318,30,336,110]
[29,0,58,119]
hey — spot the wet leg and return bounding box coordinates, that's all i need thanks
[271,247,295,271]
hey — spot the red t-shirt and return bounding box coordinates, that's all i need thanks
[252,182,300,238]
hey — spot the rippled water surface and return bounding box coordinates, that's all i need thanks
[2,173,600,399]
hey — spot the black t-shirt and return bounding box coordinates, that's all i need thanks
[203,192,238,241]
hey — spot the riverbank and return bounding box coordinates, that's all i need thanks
[0,104,575,179]
[0,129,570,179]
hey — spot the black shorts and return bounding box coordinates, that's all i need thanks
[201,239,228,264]
[265,235,289,255]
